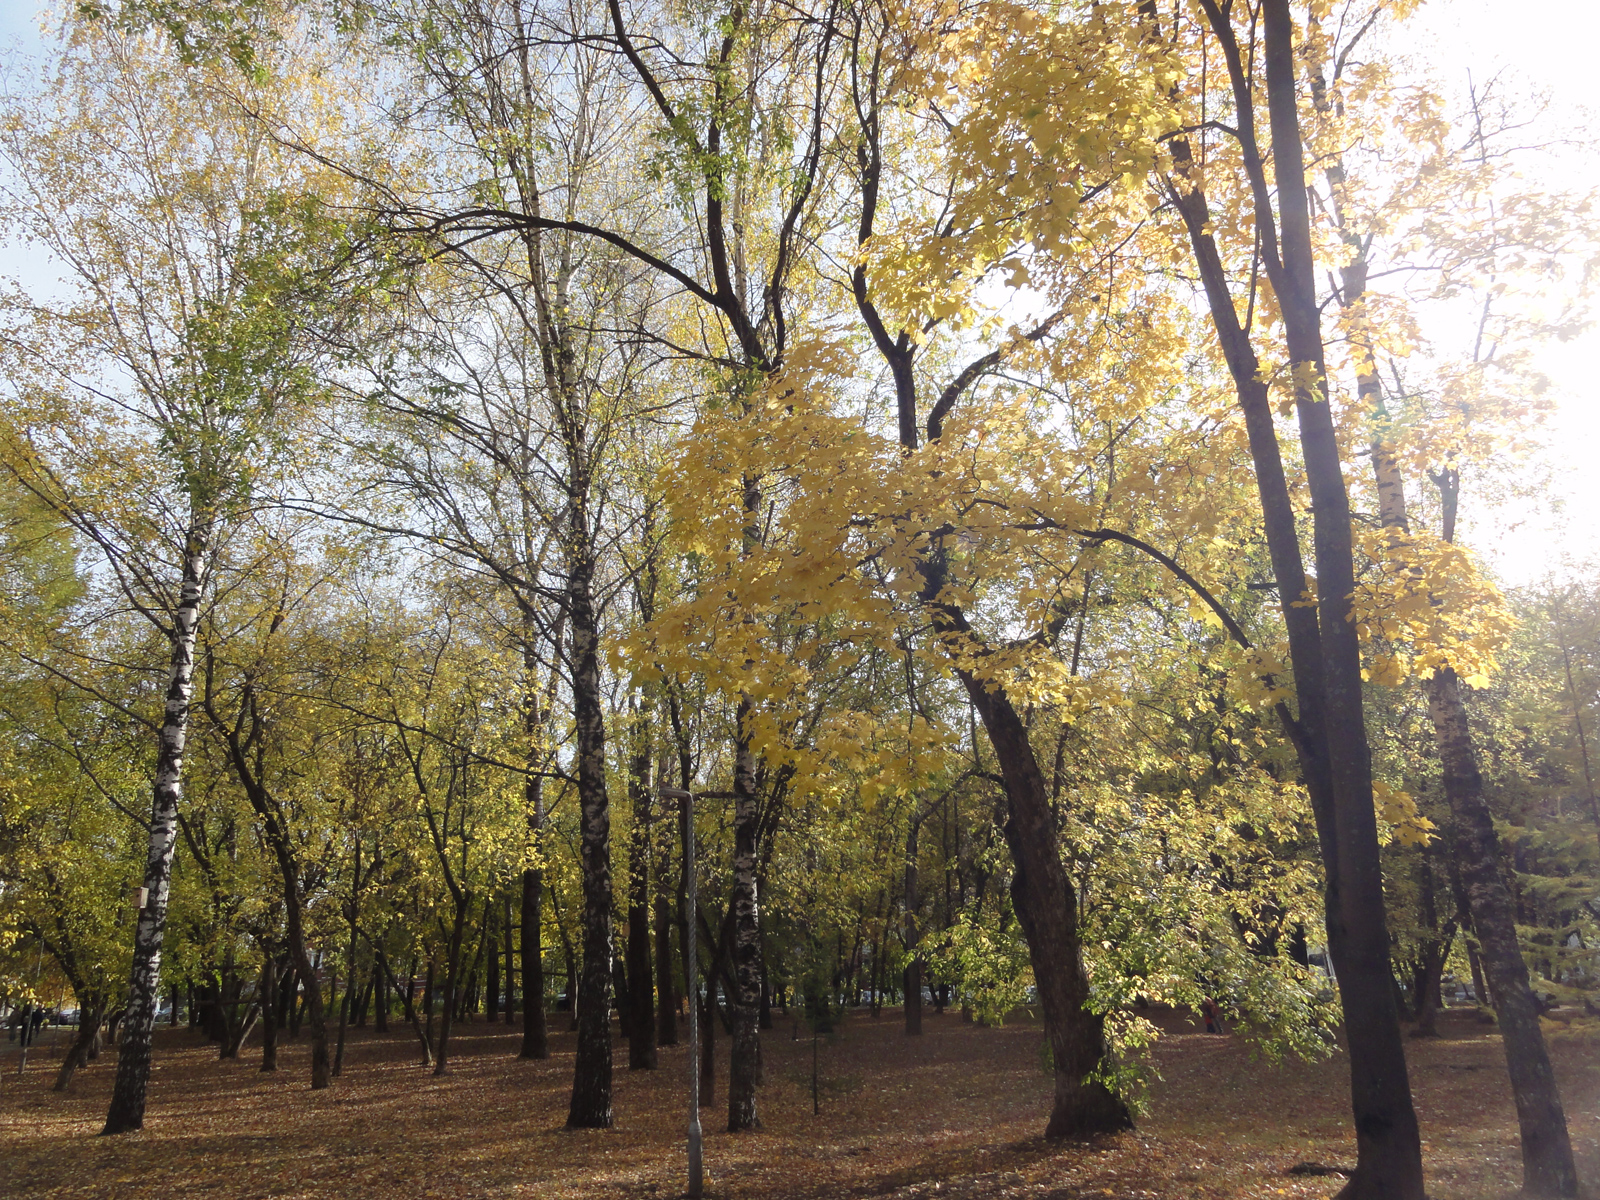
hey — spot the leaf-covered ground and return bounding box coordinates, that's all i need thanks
[2,1007,1596,1199]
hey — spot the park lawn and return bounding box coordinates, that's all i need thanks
[1,1007,1596,1199]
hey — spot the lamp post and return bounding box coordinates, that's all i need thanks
[658,786,701,1199]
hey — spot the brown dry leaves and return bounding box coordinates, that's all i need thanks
[1,1009,1596,1199]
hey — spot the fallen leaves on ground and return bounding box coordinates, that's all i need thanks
[1,1007,1595,1199]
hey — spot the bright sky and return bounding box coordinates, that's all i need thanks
[1399,1,1600,588]
[1,1,1595,586]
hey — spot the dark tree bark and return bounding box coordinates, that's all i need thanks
[503,892,516,1025]
[700,975,716,1108]
[839,31,1130,1134]
[486,897,500,1022]
[103,524,209,1135]
[905,817,923,1036]
[201,677,331,1091]
[654,795,679,1046]
[434,891,471,1076]
[967,678,1132,1136]
[625,693,658,1070]
[54,1005,104,1092]
[260,955,279,1071]
[1147,4,1425,1192]
[1431,667,1577,1195]
[520,636,550,1059]
[520,862,547,1056]
[375,946,433,1066]
[727,698,763,1131]
[374,955,390,1034]
[566,527,615,1128]
[1339,140,1579,1190]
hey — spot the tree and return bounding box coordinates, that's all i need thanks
[0,18,358,1132]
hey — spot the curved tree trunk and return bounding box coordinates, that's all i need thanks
[103,525,208,1135]
[962,672,1131,1137]
[54,1005,104,1092]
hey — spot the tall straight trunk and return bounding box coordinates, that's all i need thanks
[376,964,390,1033]
[434,894,470,1076]
[520,635,550,1059]
[503,892,516,1025]
[1409,853,1451,1039]
[260,956,279,1071]
[1335,124,1579,1199]
[1259,9,1423,1193]
[1431,667,1577,1195]
[103,524,209,1135]
[625,693,657,1070]
[566,528,614,1128]
[520,864,547,1056]
[335,866,360,1077]
[333,976,351,1076]
[905,819,923,1036]
[283,888,330,1087]
[1156,6,1422,1191]
[486,898,501,1022]
[727,701,763,1131]
[700,975,716,1107]
[654,795,679,1046]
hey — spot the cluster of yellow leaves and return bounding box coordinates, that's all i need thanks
[1351,525,1514,688]
[1372,779,1434,848]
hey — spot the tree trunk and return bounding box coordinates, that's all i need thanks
[103,525,208,1135]
[222,998,261,1060]
[1430,667,1578,1196]
[261,956,279,1072]
[376,947,433,1066]
[434,893,471,1076]
[284,894,331,1088]
[905,818,923,1036]
[700,976,716,1108]
[54,1005,103,1092]
[520,865,547,1056]
[727,699,763,1131]
[1158,7,1423,1190]
[1344,164,1580,1194]
[966,675,1131,1136]
[625,693,657,1070]
[520,635,550,1059]
[655,812,679,1047]
[335,915,358,1077]
[486,898,500,1022]
[566,535,614,1128]
[1258,10,1424,1193]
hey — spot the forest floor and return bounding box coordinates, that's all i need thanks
[1,1005,1597,1199]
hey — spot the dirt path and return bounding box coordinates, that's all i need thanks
[1,1008,1595,1198]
